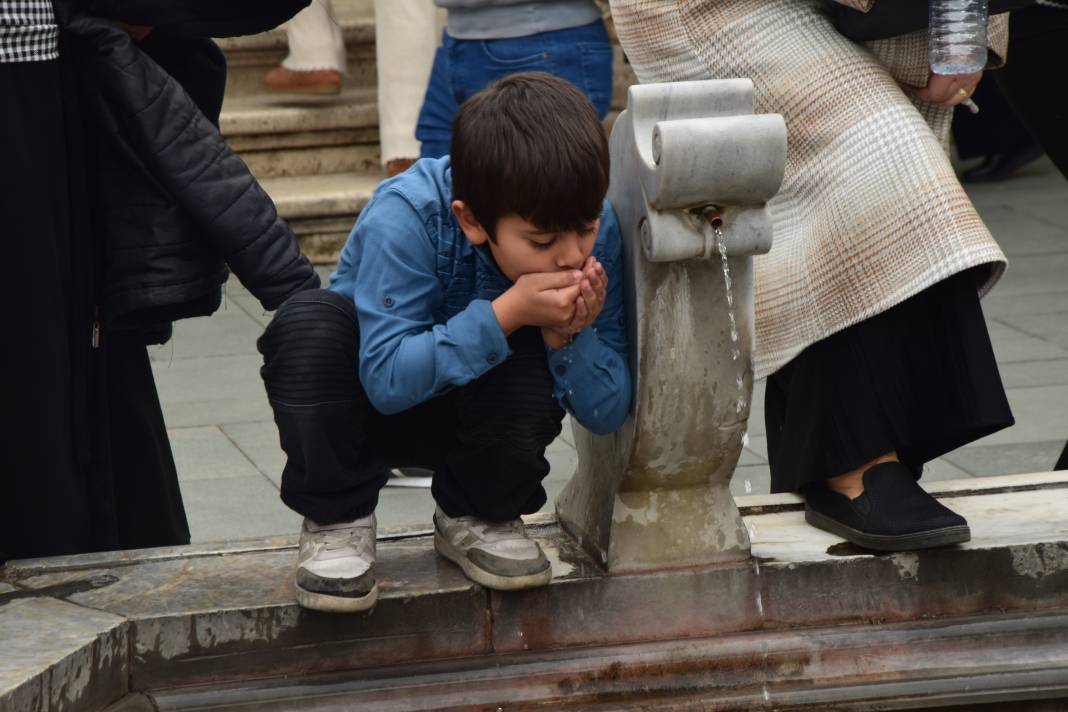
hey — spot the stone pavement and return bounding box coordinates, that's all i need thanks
[152,159,1068,543]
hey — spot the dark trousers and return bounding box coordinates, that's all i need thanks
[952,79,1035,161]
[258,289,565,524]
[992,4,1068,178]
[0,60,189,561]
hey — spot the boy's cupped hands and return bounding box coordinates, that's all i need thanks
[542,256,607,350]
[491,257,608,351]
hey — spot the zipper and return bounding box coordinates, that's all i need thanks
[91,307,101,349]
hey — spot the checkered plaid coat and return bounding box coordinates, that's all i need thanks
[609,0,1010,378]
[0,0,58,62]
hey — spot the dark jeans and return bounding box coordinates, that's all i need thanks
[258,289,565,524]
[415,19,614,158]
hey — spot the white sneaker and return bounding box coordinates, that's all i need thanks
[433,507,552,590]
[295,514,378,613]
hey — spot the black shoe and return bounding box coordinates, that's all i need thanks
[804,462,970,551]
[960,143,1044,184]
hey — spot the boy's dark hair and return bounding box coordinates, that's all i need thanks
[450,72,609,240]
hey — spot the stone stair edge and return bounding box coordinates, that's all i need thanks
[221,90,379,137]
[263,171,380,218]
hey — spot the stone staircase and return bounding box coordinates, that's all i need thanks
[215,0,635,263]
[216,0,378,263]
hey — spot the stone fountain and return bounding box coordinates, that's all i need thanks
[557,78,787,572]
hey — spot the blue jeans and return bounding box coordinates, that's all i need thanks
[415,19,614,158]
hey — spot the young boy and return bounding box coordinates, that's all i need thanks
[258,72,631,613]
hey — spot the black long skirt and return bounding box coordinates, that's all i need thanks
[765,270,1015,493]
[0,59,189,561]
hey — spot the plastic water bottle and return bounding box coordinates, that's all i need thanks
[928,0,989,75]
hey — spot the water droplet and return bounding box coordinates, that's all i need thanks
[744,479,752,494]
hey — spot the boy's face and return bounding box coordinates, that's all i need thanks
[452,202,599,282]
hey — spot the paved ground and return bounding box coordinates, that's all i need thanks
[152,159,1068,543]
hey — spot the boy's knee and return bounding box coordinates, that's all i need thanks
[259,289,357,355]
[258,289,361,402]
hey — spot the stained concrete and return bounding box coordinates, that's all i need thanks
[0,596,128,712]
[3,473,1068,710]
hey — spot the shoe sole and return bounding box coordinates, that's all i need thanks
[805,509,971,551]
[434,531,552,591]
[295,582,379,613]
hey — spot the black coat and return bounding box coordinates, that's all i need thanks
[54,0,318,332]
[0,0,315,561]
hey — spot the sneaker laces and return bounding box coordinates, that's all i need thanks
[479,519,525,538]
[320,524,371,553]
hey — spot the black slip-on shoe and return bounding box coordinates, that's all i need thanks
[804,462,970,551]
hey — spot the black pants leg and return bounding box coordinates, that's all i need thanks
[992,5,1068,177]
[259,290,564,524]
[432,326,566,521]
[952,79,1033,161]
[259,290,391,524]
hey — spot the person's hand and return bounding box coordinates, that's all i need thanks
[909,70,982,107]
[113,20,153,42]
[542,256,608,350]
[492,270,583,336]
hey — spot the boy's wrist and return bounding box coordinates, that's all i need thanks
[541,327,572,351]
[491,291,522,336]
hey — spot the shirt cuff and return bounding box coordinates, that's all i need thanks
[547,328,601,389]
[449,298,511,375]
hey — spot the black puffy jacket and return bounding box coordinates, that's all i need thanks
[54,0,318,331]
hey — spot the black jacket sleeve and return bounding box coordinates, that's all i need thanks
[84,0,312,37]
[68,14,319,312]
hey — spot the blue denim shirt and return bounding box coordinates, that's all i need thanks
[329,157,631,435]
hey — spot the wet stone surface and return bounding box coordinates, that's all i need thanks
[1,473,1067,704]
[0,596,128,712]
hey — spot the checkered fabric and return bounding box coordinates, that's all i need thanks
[609,0,1009,379]
[1,0,58,63]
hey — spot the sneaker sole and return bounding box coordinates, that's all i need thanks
[805,509,971,551]
[434,531,552,591]
[295,582,379,613]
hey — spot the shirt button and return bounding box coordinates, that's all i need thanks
[487,353,498,364]
[383,296,394,308]
[554,364,567,376]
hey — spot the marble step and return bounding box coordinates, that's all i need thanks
[221,87,380,180]
[260,171,381,263]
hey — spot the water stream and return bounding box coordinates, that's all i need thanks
[713,226,747,417]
